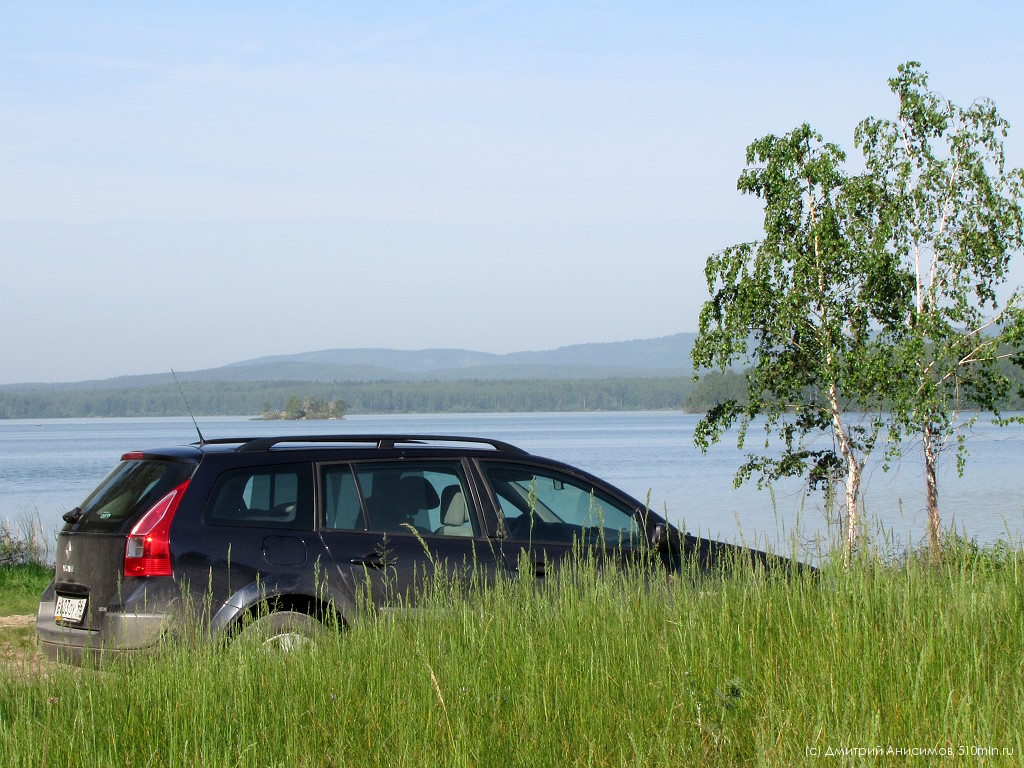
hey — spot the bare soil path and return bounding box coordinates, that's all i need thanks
[1,615,49,675]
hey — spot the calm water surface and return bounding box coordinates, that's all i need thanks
[2,412,1022,558]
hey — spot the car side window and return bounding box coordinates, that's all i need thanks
[482,462,642,547]
[204,464,313,530]
[322,461,478,537]
[321,464,367,531]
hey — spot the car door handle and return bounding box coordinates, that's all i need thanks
[510,560,546,577]
[350,553,394,569]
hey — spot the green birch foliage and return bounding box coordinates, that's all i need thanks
[856,62,1024,435]
[692,124,908,513]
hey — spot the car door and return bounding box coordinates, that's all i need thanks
[317,458,502,613]
[185,462,326,628]
[477,460,648,580]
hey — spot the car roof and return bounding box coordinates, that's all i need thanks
[198,434,528,454]
[130,434,530,462]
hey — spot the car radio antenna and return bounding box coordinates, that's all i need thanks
[172,369,206,445]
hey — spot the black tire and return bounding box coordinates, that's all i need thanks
[238,610,325,651]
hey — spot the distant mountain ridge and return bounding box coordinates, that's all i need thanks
[229,334,695,374]
[3,333,696,390]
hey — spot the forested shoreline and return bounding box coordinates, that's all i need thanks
[0,377,695,419]
[3,369,1023,419]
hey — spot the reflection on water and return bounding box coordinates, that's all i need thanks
[2,412,1022,558]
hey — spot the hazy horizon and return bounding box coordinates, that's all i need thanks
[2,329,696,387]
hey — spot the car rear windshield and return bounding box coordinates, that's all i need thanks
[71,458,197,533]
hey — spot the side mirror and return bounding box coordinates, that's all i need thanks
[650,523,668,551]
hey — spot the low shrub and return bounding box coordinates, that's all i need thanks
[0,517,51,568]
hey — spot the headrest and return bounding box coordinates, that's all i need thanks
[398,475,440,510]
[441,487,469,526]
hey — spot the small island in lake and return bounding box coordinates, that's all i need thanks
[260,396,348,421]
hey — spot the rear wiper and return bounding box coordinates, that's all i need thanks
[62,507,82,523]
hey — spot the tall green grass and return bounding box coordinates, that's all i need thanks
[2,547,1021,767]
[1,518,53,616]
[0,563,52,617]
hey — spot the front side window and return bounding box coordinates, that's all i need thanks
[204,464,313,529]
[321,461,478,537]
[482,462,642,547]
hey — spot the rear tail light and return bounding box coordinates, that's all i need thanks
[124,480,190,577]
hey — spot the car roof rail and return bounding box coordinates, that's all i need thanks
[213,434,528,454]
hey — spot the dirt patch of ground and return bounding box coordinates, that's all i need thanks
[1,615,50,676]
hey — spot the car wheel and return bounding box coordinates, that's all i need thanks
[238,610,325,651]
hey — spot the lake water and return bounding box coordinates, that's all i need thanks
[2,412,1022,560]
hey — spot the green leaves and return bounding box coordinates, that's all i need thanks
[857,64,1024,560]
[693,123,893,453]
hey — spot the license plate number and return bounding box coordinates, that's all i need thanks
[54,595,87,624]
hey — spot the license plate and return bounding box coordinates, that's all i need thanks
[54,595,87,624]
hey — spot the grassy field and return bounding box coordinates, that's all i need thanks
[1,518,51,616]
[1,544,1022,767]
[0,563,52,617]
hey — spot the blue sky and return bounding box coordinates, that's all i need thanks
[2,1,1023,383]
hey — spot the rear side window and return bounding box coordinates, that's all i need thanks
[204,464,313,530]
[321,461,478,537]
[74,459,196,533]
[322,465,366,531]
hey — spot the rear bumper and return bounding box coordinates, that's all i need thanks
[35,599,170,665]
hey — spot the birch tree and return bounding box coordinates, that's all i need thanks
[855,62,1024,563]
[692,124,909,559]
